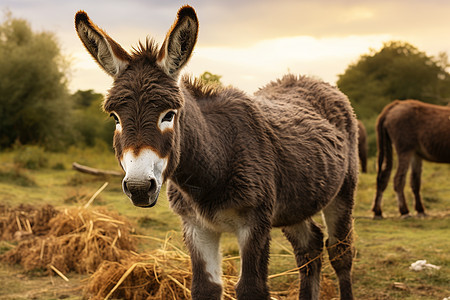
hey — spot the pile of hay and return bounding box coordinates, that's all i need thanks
[85,242,337,300]
[0,204,58,240]
[1,205,136,275]
[84,237,240,300]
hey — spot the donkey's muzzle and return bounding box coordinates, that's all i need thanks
[122,177,159,207]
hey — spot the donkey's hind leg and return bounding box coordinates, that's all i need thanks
[282,220,324,300]
[322,179,355,299]
[410,154,426,216]
[394,152,413,216]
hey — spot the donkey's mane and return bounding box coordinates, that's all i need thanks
[130,38,160,62]
[181,75,247,101]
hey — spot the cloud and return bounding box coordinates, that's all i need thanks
[185,34,391,93]
[2,0,449,94]
[192,0,450,48]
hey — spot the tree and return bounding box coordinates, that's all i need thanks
[71,90,114,147]
[337,41,450,119]
[72,89,102,108]
[0,13,72,150]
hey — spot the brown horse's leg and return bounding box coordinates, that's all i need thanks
[235,223,271,300]
[182,219,223,300]
[410,155,426,216]
[282,220,323,300]
[323,175,355,300]
[394,152,413,216]
[372,159,393,219]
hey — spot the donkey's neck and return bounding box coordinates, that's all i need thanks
[170,92,229,196]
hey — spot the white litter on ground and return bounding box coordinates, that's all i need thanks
[409,260,441,271]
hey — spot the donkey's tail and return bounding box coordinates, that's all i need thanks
[372,101,398,216]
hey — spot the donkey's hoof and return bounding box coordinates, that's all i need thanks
[416,212,427,218]
[373,214,384,220]
[400,213,411,219]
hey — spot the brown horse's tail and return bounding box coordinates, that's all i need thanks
[373,101,398,216]
[376,102,399,191]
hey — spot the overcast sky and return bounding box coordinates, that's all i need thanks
[2,0,450,94]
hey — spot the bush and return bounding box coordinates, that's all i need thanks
[0,166,36,186]
[13,145,48,169]
[71,90,115,148]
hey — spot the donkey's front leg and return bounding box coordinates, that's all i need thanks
[235,224,271,300]
[183,219,223,300]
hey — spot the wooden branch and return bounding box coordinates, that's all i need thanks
[72,162,123,177]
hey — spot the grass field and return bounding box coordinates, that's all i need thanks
[0,147,449,299]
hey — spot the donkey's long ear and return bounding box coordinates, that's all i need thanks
[75,11,131,77]
[157,6,198,78]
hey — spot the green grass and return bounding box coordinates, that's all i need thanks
[0,263,84,300]
[0,150,449,299]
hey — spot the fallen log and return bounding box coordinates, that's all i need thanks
[72,162,123,177]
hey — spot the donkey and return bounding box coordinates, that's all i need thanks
[75,6,358,299]
[372,99,450,219]
[357,120,368,173]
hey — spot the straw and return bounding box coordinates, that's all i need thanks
[50,264,69,282]
[84,182,109,208]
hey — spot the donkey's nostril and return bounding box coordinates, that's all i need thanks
[122,179,131,197]
[148,178,157,195]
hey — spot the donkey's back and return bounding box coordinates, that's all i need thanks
[255,75,358,226]
[256,75,357,136]
[381,100,450,163]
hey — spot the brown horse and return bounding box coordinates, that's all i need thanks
[358,120,368,173]
[372,99,450,219]
[75,6,358,299]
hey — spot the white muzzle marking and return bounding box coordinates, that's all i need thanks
[120,148,168,206]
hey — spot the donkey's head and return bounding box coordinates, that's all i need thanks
[75,6,198,207]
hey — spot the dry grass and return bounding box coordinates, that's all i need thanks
[85,243,194,299]
[1,205,136,275]
[0,204,57,241]
[85,234,338,300]
[85,233,236,300]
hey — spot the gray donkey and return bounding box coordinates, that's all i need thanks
[75,6,358,299]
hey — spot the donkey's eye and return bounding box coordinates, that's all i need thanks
[110,113,119,125]
[162,111,176,123]
[158,110,177,132]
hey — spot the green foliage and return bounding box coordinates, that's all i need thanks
[13,144,48,169]
[338,41,450,120]
[0,13,72,150]
[72,89,102,109]
[360,116,378,158]
[71,90,114,148]
[0,14,114,151]
[200,71,222,85]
